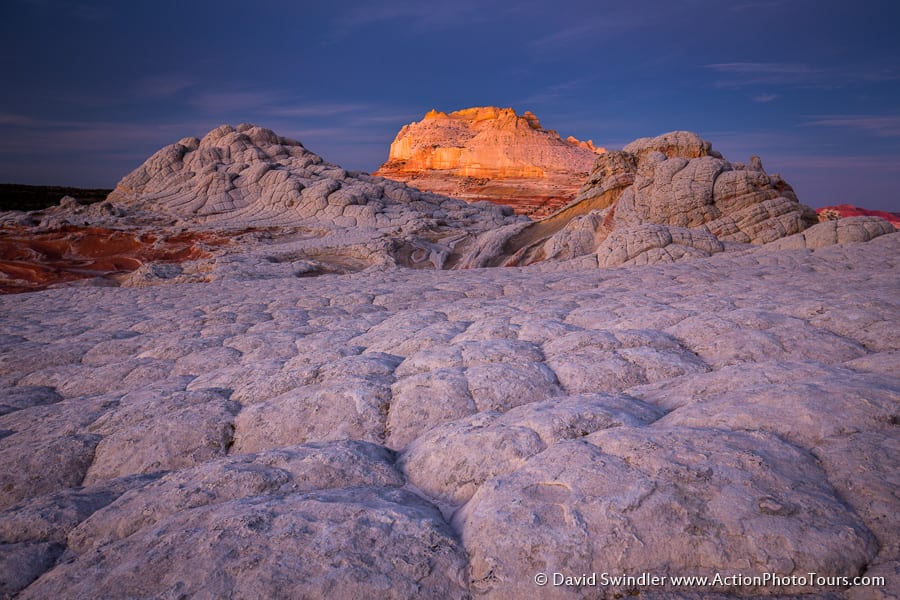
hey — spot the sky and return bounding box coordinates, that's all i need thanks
[1,0,899,211]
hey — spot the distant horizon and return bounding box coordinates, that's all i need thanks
[1,114,898,214]
[2,0,898,211]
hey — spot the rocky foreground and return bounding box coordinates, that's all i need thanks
[0,124,897,598]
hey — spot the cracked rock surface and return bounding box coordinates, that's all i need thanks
[1,230,897,598]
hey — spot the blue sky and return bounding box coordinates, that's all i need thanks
[2,0,898,210]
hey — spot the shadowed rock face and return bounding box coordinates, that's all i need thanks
[374,107,605,217]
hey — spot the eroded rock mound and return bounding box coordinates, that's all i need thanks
[374,107,605,217]
[490,131,896,267]
[107,123,517,235]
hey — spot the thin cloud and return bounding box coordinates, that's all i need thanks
[765,154,900,171]
[133,74,194,100]
[705,62,899,90]
[803,115,900,137]
[0,119,218,155]
[348,112,420,125]
[527,9,663,50]
[279,128,390,145]
[188,90,283,115]
[705,62,821,89]
[278,127,348,138]
[517,76,600,106]
[344,2,476,28]
[706,62,817,75]
[529,22,598,49]
[0,112,38,126]
[704,128,900,171]
[324,0,496,42]
[267,103,370,118]
[188,92,382,123]
[855,68,900,83]
[752,93,779,103]
[729,1,792,10]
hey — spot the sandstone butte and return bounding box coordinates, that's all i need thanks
[0,123,898,598]
[373,106,605,218]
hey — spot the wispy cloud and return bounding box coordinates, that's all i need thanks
[706,62,817,75]
[803,115,900,137]
[529,22,598,49]
[188,90,284,115]
[323,0,499,42]
[704,62,900,90]
[187,90,383,123]
[705,62,820,88]
[132,74,194,100]
[0,110,399,184]
[274,127,353,140]
[347,112,419,125]
[527,8,663,49]
[0,112,38,126]
[0,114,215,186]
[0,119,217,155]
[704,128,900,172]
[517,76,599,106]
[277,127,390,145]
[729,1,794,10]
[266,103,370,118]
[752,93,779,103]
[0,94,410,164]
[764,154,900,172]
[344,2,479,28]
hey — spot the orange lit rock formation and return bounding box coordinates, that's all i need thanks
[374,107,605,217]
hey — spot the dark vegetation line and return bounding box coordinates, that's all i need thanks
[0,184,112,212]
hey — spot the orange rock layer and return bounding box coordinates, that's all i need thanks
[374,107,605,218]
[817,204,900,228]
[0,226,235,294]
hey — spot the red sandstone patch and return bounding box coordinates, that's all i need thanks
[0,226,234,293]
